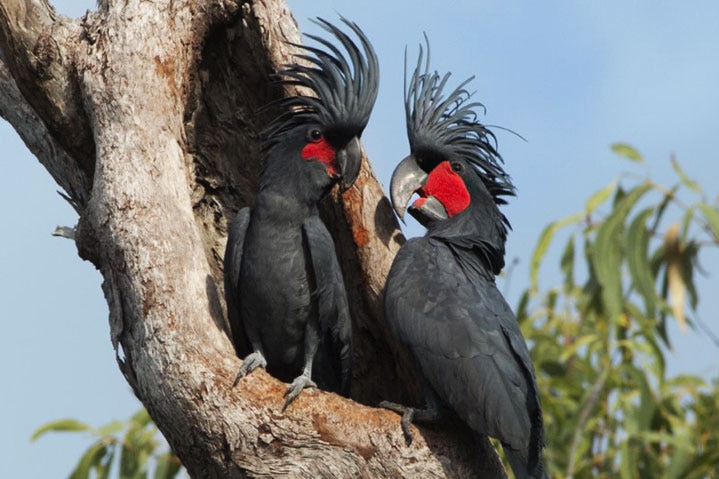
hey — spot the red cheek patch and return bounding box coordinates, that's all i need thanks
[421,161,470,217]
[301,138,338,177]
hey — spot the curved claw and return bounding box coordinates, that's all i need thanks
[282,374,317,411]
[232,352,267,387]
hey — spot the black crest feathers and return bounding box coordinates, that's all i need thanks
[405,39,515,203]
[265,17,379,144]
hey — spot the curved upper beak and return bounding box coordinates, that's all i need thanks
[390,154,428,222]
[336,136,362,191]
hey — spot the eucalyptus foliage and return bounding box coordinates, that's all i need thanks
[32,409,183,479]
[519,144,719,478]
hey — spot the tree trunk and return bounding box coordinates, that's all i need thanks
[0,0,506,477]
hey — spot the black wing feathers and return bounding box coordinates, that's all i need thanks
[385,239,538,452]
[500,324,546,476]
[302,216,352,395]
[224,208,251,357]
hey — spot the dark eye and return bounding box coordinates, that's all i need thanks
[308,129,323,142]
[451,162,463,172]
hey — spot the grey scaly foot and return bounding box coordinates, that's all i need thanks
[281,374,317,411]
[232,352,267,387]
[379,401,416,445]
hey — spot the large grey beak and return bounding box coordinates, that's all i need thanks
[336,136,362,191]
[408,196,448,226]
[390,154,427,222]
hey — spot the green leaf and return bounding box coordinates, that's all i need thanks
[559,334,599,362]
[119,442,144,479]
[593,225,622,319]
[69,440,108,479]
[585,180,617,215]
[681,241,699,310]
[120,431,153,479]
[155,453,182,479]
[665,374,705,391]
[130,408,152,428]
[623,301,667,381]
[540,360,567,377]
[670,156,701,193]
[594,212,625,320]
[664,435,692,479]
[515,290,530,322]
[531,223,559,291]
[31,419,93,442]
[611,142,643,162]
[530,213,582,290]
[630,365,656,430]
[680,205,694,241]
[683,450,719,479]
[649,185,678,233]
[633,430,695,449]
[98,450,115,479]
[560,235,575,291]
[620,440,636,479]
[593,184,651,320]
[97,420,125,437]
[626,208,658,318]
[641,328,667,382]
[698,203,719,242]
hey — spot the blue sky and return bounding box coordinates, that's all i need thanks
[1,1,718,477]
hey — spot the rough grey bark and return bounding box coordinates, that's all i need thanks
[0,0,507,477]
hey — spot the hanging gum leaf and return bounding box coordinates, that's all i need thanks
[530,213,582,291]
[31,418,93,442]
[560,235,575,291]
[698,203,719,242]
[69,440,108,479]
[626,207,658,318]
[611,142,643,162]
[585,180,617,215]
[593,184,651,321]
[680,241,699,310]
[155,453,182,479]
[670,155,702,194]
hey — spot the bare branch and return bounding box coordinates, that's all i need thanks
[0,0,95,173]
[0,45,90,204]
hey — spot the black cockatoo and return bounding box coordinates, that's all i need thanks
[224,18,378,410]
[381,46,546,478]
